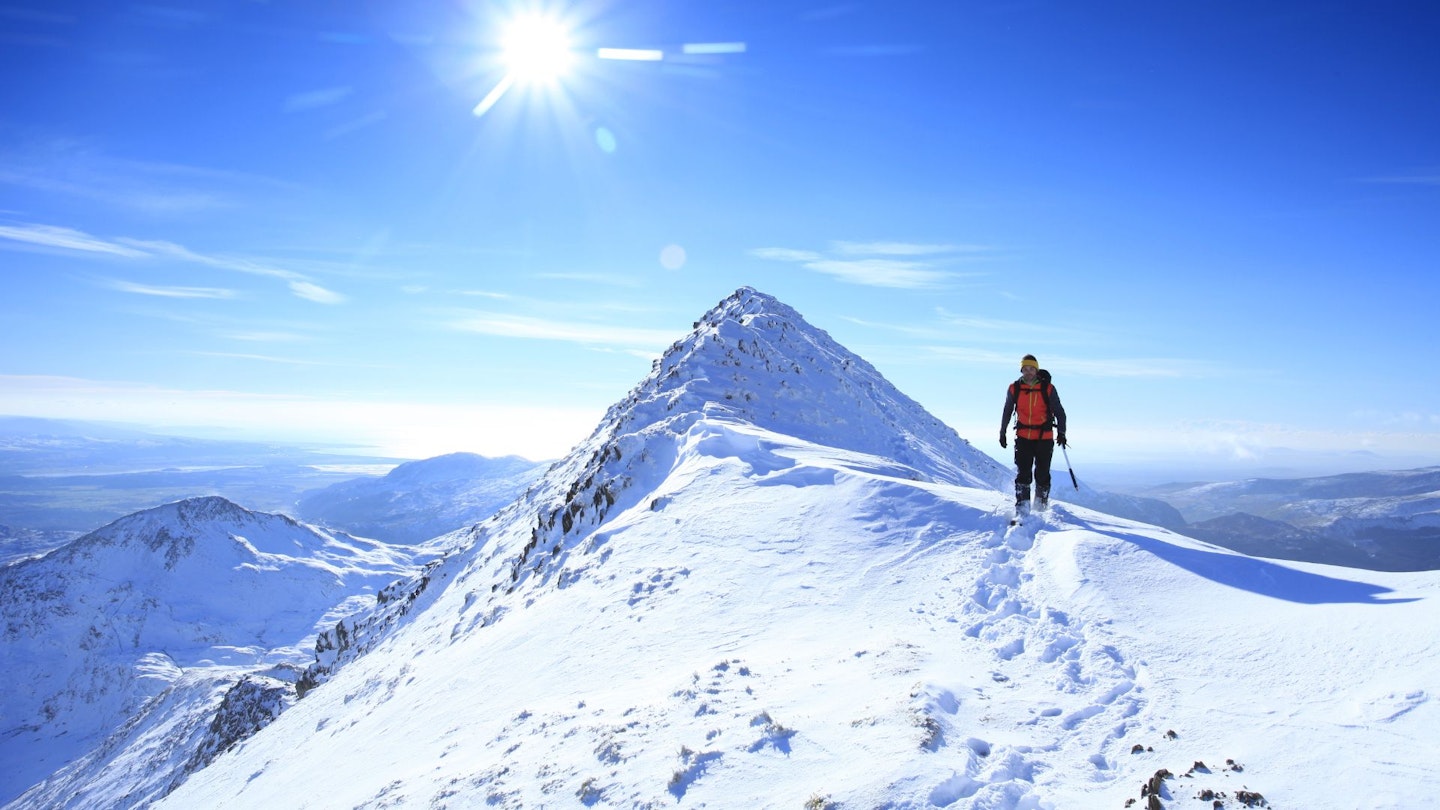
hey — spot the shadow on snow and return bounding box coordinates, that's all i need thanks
[1057,510,1422,606]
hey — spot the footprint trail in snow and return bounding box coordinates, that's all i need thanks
[909,505,1148,805]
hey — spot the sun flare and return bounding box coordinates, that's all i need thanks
[501,15,574,83]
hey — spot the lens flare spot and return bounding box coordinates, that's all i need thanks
[597,47,663,62]
[660,244,687,270]
[595,126,617,153]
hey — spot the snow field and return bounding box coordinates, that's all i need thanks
[161,424,1160,808]
[1027,508,1440,808]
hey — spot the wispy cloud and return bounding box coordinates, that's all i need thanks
[0,164,229,216]
[921,346,1219,378]
[106,279,236,299]
[284,86,354,112]
[1359,169,1440,186]
[749,247,821,263]
[840,316,950,341]
[0,7,77,24]
[750,240,994,289]
[450,312,675,350]
[823,44,924,57]
[932,308,1077,337]
[843,314,1050,341]
[221,330,309,343]
[799,4,861,22]
[0,223,149,258]
[534,272,645,288]
[0,221,345,304]
[119,237,300,283]
[123,235,348,303]
[288,280,346,304]
[833,241,991,257]
[0,142,299,216]
[186,351,330,366]
[1060,355,1225,379]
[805,258,952,288]
[451,293,657,318]
[323,110,388,141]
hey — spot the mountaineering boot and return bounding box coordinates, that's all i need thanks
[1037,486,1050,512]
[1010,499,1029,527]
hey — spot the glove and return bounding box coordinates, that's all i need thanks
[1056,431,1067,448]
[999,430,1007,449]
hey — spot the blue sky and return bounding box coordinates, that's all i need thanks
[2,1,1437,478]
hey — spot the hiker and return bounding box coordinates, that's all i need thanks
[999,354,1067,514]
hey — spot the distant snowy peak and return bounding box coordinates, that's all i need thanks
[296,454,549,544]
[71,495,302,561]
[0,495,425,806]
[595,287,1006,489]
[5,495,420,662]
[380,452,541,486]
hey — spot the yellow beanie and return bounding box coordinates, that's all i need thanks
[1020,355,1038,370]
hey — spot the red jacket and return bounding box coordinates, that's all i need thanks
[1001,375,1066,441]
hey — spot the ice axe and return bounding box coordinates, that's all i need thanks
[1061,444,1078,490]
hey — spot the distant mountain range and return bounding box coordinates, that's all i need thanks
[294,453,551,544]
[0,523,79,566]
[6,415,1434,573]
[0,418,553,557]
[0,416,404,539]
[1142,467,1440,571]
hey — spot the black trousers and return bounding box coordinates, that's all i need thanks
[1013,436,1054,500]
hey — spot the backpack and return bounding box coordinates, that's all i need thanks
[1010,369,1057,436]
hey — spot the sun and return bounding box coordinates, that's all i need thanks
[501,14,574,83]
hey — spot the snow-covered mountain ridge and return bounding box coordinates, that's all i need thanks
[0,495,433,807]
[164,417,1440,809]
